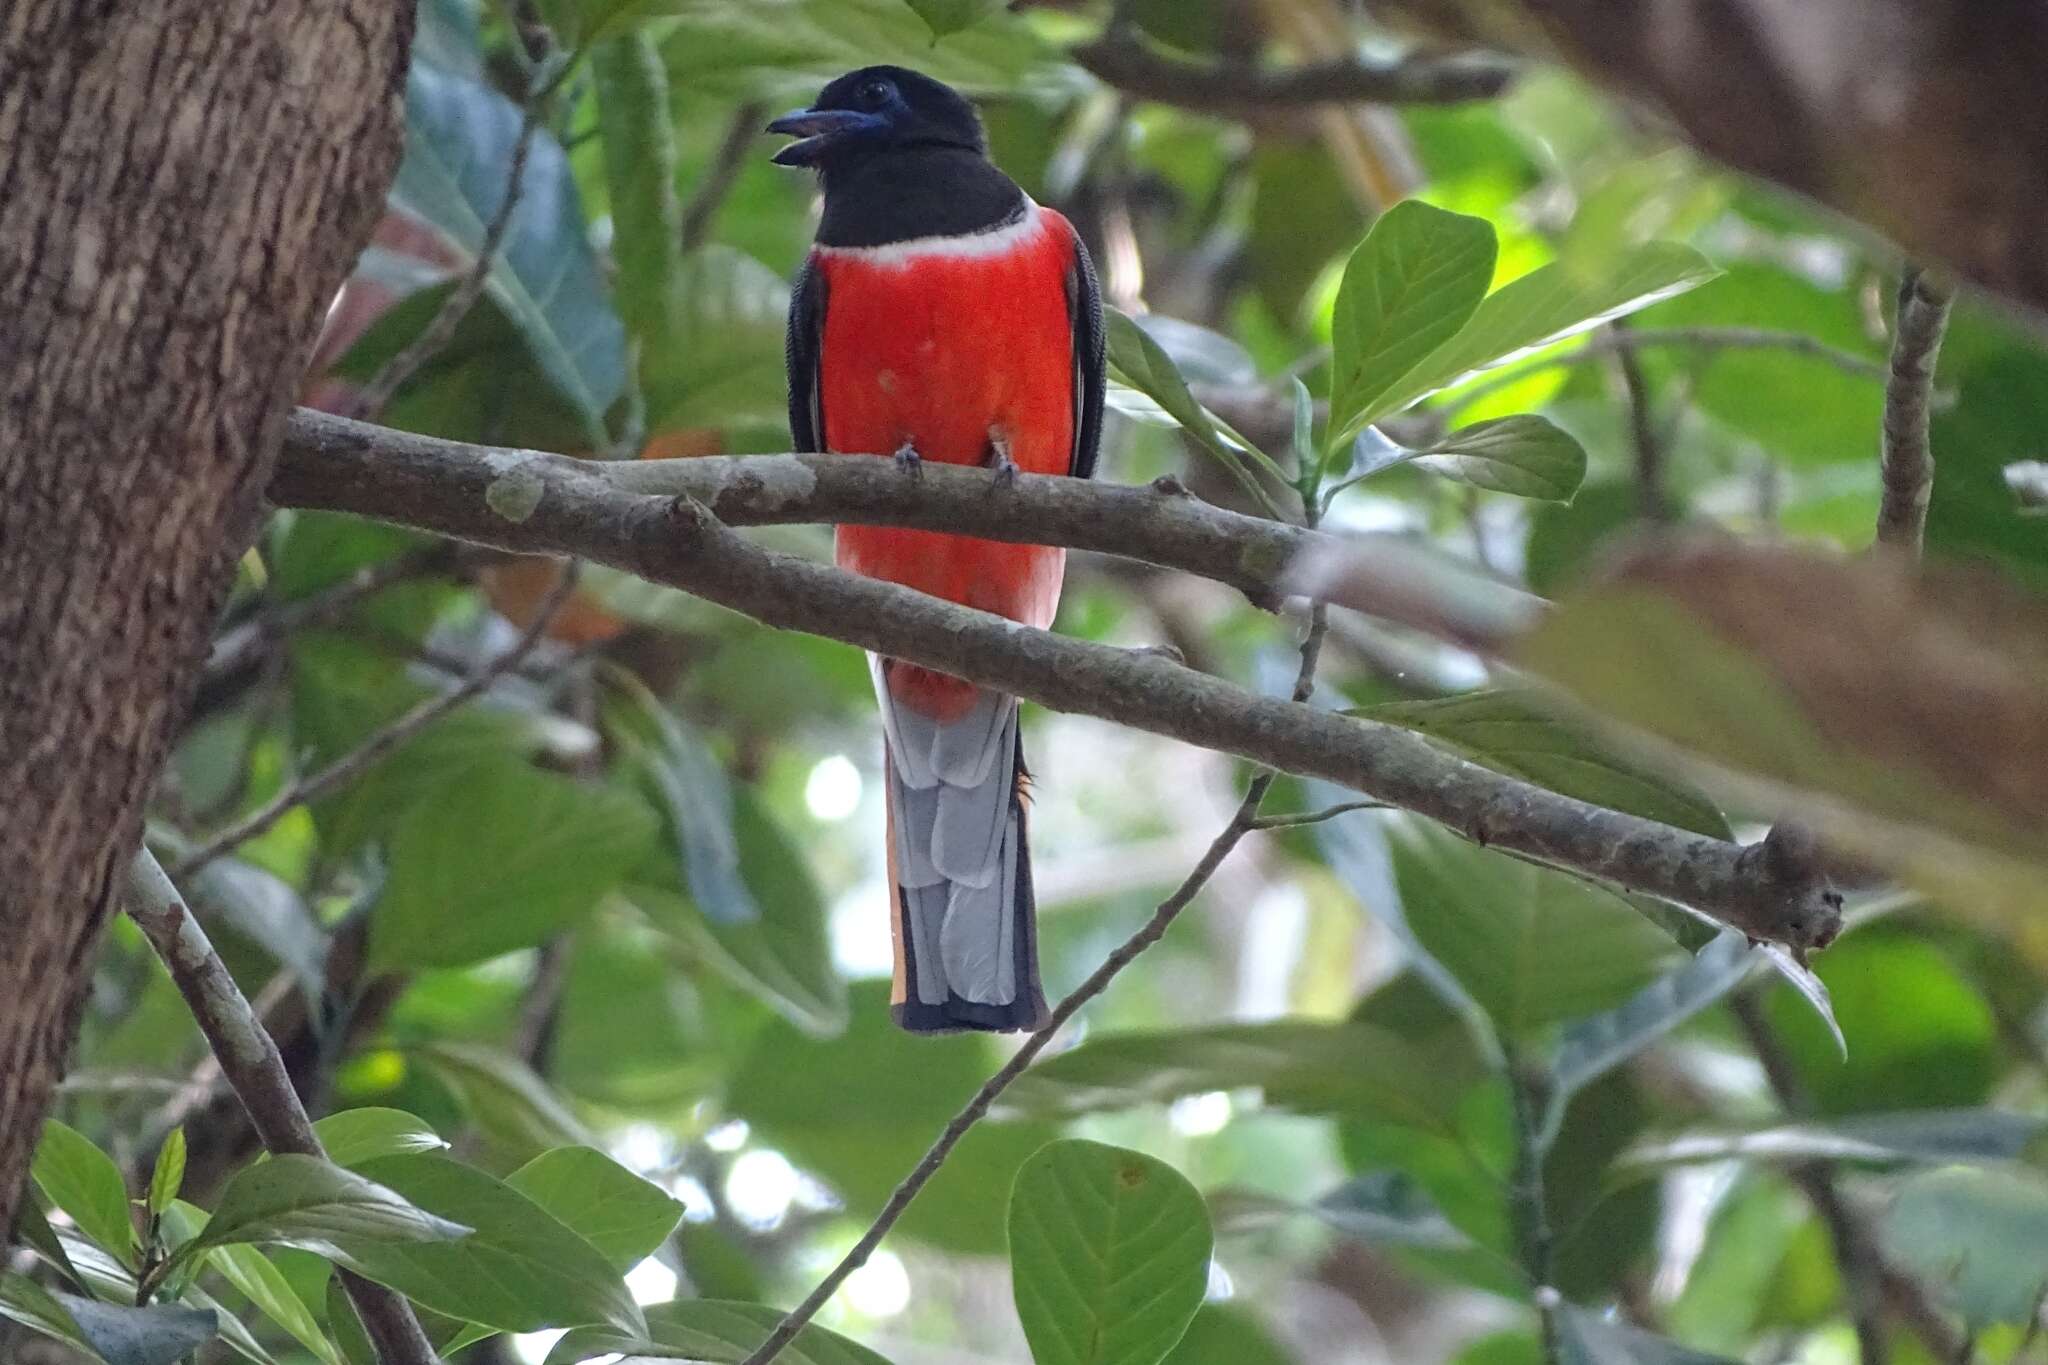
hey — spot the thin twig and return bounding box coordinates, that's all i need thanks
[203,543,464,687]
[738,606,1330,1365]
[172,563,580,879]
[1731,993,1965,1363]
[1504,1044,1561,1362]
[1248,798,1387,830]
[126,851,441,1365]
[681,101,764,251]
[342,102,543,422]
[1874,267,1955,554]
[1609,319,1671,523]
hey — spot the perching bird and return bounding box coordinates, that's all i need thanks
[769,67,1104,1033]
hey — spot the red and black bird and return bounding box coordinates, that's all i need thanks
[770,67,1105,1034]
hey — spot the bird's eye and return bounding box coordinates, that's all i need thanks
[858,79,893,109]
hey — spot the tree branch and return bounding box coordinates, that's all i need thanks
[268,411,1839,954]
[126,851,440,1365]
[279,409,1538,647]
[1071,34,1516,111]
[1875,267,1955,555]
[171,561,579,880]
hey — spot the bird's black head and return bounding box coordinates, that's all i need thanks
[766,66,986,174]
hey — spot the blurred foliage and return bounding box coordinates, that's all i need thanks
[19,1,2048,1364]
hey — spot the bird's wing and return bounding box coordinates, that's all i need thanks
[785,253,828,453]
[1062,222,1106,482]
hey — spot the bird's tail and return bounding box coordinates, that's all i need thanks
[874,658,1048,1034]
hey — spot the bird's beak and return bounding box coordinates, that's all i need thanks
[766,107,886,166]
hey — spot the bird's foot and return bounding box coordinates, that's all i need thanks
[893,441,922,478]
[984,431,1020,488]
[1124,642,1186,665]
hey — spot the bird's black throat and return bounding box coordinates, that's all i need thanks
[816,145,1029,249]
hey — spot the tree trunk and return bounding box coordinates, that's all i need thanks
[0,1,410,1236]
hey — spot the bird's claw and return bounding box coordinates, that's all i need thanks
[1125,642,1185,665]
[894,441,922,477]
[989,453,1021,488]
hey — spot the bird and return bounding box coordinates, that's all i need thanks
[769,66,1105,1034]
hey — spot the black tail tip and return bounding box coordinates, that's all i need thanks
[892,993,1050,1035]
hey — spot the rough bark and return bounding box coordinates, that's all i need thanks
[0,0,410,1238]
[1372,0,2048,323]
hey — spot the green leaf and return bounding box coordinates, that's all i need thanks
[147,1129,185,1217]
[368,756,657,970]
[1540,931,1762,1146]
[32,1119,135,1265]
[1411,414,1587,501]
[546,1300,894,1364]
[1763,935,1994,1116]
[415,1042,594,1161]
[1554,1305,1737,1365]
[663,0,1048,101]
[606,671,757,927]
[1105,310,1236,456]
[1161,1305,1297,1365]
[16,1196,89,1292]
[1327,201,1497,448]
[1387,817,1686,1035]
[184,1155,469,1262]
[0,1274,216,1365]
[1307,1173,1480,1252]
[209,1245,345,1365]
[1003,1018,1487,1139]
[1879,1167,2048,1328]
[591,30,683,355]
[1665,1178,1805,1354]
[505,1146,685,1272]
[1008,1139,1213,1365]
[337,1153,644,1335]
[614,674,846,1031]
[904,0,1008,38]
[646,784,846,1031]
[182,1283,278,1365]
[313,1108,448,1169]
[1644,261,1883,469]
[645,244,792,430]
[323,1278,376,1365]
[393,60,628,445]
[1354,689,1731,838]
[1358,242,1720,430]
[183,858,329,990]
[1621,1109,2048,1177]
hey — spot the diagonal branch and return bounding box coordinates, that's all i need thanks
[269,412,1838,953]
[1875,267,1955,555]
[126,851,440,1365]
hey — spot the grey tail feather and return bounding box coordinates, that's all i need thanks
[892,722,1048,1034]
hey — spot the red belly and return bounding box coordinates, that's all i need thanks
[817,210,1078,718]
